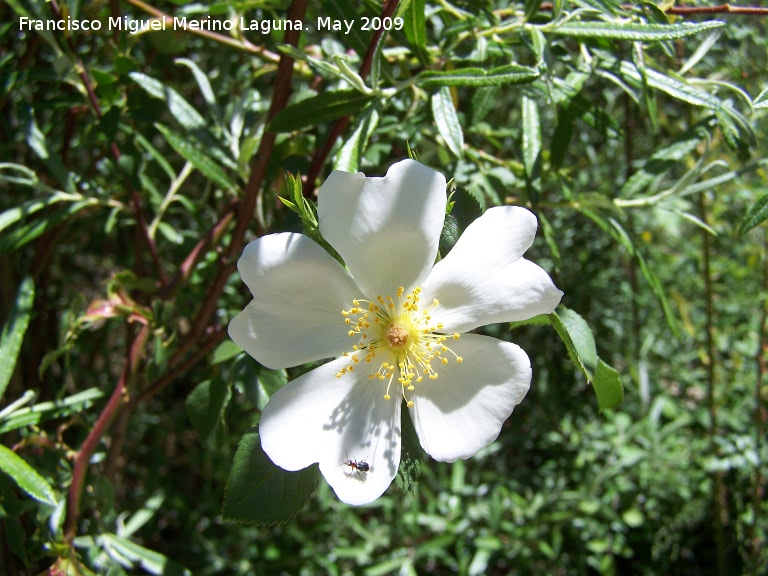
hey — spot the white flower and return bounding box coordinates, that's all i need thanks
[229,159,563,505]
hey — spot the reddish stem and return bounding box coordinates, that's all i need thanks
[63,324,150,544]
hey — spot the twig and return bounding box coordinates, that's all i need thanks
[304,0,401,196]
[123,0,280,63]
[63,323,150,544]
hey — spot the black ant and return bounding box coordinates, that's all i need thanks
[341,450,370,480]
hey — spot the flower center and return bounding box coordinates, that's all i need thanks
[336,286,463,407]
[387,325,409,347]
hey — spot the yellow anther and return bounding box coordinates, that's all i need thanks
[407,401,414,408]
[384,394,391,400]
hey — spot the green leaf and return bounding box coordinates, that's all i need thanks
[25,114,74,192]
[432,87,464,158]
[418,64,540,87]
[0,444,56,506]
[268,90,376,133]
[621,123,708,197]
[100,533,191,576]
[739,192,768,235]
[471,85,500,123]
[439,213,461,256]
[550,307,598,380]
[403,0,428,64]
[129,72,206,131]
[522,95,541,180]
[593,358,624,411]
[334,107,380,173]
[276,43,343,78]
[154,123,237,191]
[222,429,319,525]
[755,88,768,110]
[549,20,725,41]
[620,62,722,109]
[524,0,544,22]
[0,277,34,400]
[175,58,217,108]
[185,379,231,445]
[249,367,288,411]
[0,201,93,254]
[211,340,243,365]
[0,388,104,434]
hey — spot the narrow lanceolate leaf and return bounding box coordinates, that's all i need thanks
[403,0,428,64]
[522,95,541,179]
[620,62,722,109]
[432,87,464,158]
[418,64,540,88]
[0,277,34,400]
[129,72,206,131]
[154,124,237,192]
[223,429,319,525]
[739,192,768,235]
[0,444,56,506]
[593,359,624,411]
[334,107,380,173]
[549,20,725,41]
[268,90,376,133]
[100,533,191,576]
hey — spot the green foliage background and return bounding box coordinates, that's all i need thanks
[1,0,767,574]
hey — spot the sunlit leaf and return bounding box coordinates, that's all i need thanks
[739,192,768,235]
[154,123,237,191]
[268,90,376,133]
[432,87,464,158]
[418,64,540,87]
[593,358,624,411]
[550,20,725,41]
[0,444,56,506]
[0,276,34,400]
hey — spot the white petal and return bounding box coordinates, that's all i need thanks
[409,334,531,462]
[229,233,361,369]
[317,159,446,298]
[259,356,401,506]
[421,206,562,332]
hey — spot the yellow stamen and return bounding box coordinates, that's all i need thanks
[338,286,463,407]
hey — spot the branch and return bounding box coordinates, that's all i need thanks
[63,323,151,544]
[304,0,402,196]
